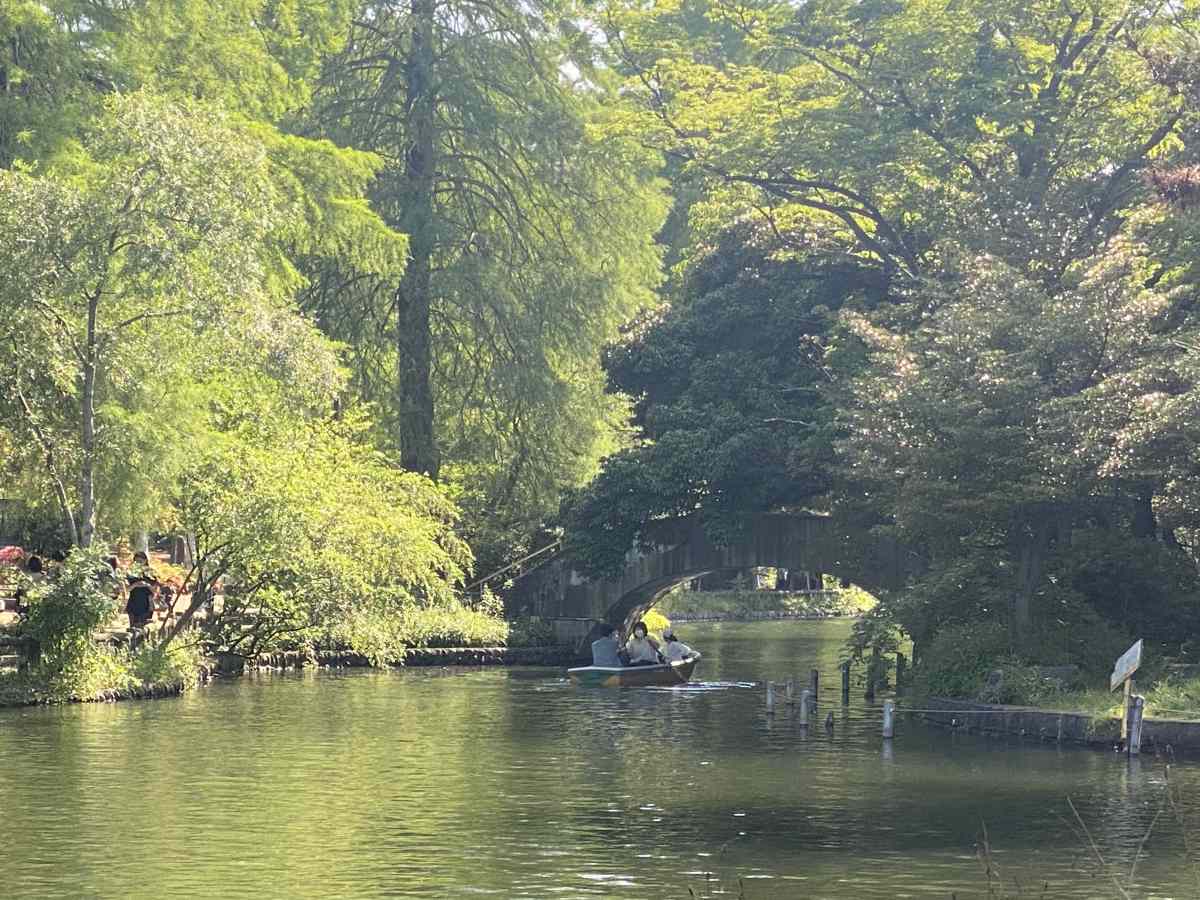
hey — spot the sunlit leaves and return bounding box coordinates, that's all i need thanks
[177,412,473,661]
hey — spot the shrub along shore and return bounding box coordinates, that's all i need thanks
[0,639,576,709]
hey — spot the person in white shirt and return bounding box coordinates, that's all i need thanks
[661,630,695,663]
[624,621,661,666]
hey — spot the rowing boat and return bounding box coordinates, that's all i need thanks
[567,654,700,687]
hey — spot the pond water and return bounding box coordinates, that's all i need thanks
[2,619,1199,899]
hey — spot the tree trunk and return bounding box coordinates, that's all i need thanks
[1132,486,1157,539]
[79,295,99,548]
[395,0,440,479]
[1012,518,1051,642]
[159,581,211,651]
[15,387,78,546]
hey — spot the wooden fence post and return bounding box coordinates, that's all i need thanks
[866,646,879,700]
[1128,695,1145,756]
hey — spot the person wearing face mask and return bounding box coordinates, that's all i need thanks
[624,621,661,666]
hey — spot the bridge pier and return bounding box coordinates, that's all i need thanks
[547,617,604,651]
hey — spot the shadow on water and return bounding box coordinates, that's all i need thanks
[2,619,1199,899]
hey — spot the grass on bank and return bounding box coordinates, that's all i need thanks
[907,620,1200,722]
[658,585,876,619]
[1036,676,1200,721]
[0,640,203,706]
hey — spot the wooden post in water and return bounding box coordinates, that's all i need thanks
[785,678,795,705]
[1121,678,1133,741]
[1128,695,1145,756]
[810,668,819,706]
[766,681,776,714]
[882,699,895,739]
[841,661,851,704]
[799,689,811,726]
[866,646,879,700]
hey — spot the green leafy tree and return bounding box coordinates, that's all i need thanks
[583,0,1200,649]
[0,91,396,547]
[601,0,1185,284]
[311,0,668,568]
[167,410,475,662]
[565,224,879,574]
[20,545,122,694]
[835,234,1200,647]
[0,92,286,545]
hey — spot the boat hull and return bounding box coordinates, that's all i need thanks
[567,655,700,687]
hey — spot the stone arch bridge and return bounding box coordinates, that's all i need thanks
[503,512,919,652]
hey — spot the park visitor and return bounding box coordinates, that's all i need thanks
[624,621,660,666]
[591,623,622,667]
[125,579,157,629]
[662,630,695,663]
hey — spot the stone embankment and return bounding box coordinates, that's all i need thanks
[917,697,1200,754]
[0,677,188,709]
[1,636,576,708]
[244,645,574,673]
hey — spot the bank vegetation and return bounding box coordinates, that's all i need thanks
[6,0,1200,702]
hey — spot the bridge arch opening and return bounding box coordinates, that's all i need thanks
[610,568,878,640]
[503,512,914,653]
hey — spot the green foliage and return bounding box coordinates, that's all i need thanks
[0,91,307,545]
[1144,676,1200,718]
[974,656,1063,707]
[910,621,1013,701]
[131,642,201,687]
[174,410,479,663]
[7,0,1200,681]
[506,617,558,647]
[911,612,1132,703]
[43,644,134,702]
[564,227,875,575]
[579,0,1200,666]
[311,0,669,569]
[658,587,873,618]
[21,547,119,683]
[396,605,509,651]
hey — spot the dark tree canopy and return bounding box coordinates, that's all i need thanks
[565,224,884,574]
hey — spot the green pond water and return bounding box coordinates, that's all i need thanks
[2,619,1199,899]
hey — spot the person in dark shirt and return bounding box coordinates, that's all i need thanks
[125,581,157,629]
[590,623,622,667]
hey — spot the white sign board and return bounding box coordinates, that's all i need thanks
[1110,639,1143,692]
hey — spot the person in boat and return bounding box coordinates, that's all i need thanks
[590,623,622,668]
[624,621,662,666]
[661,630,695,663]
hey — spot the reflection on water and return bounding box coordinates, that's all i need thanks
[2,620,1198,899]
